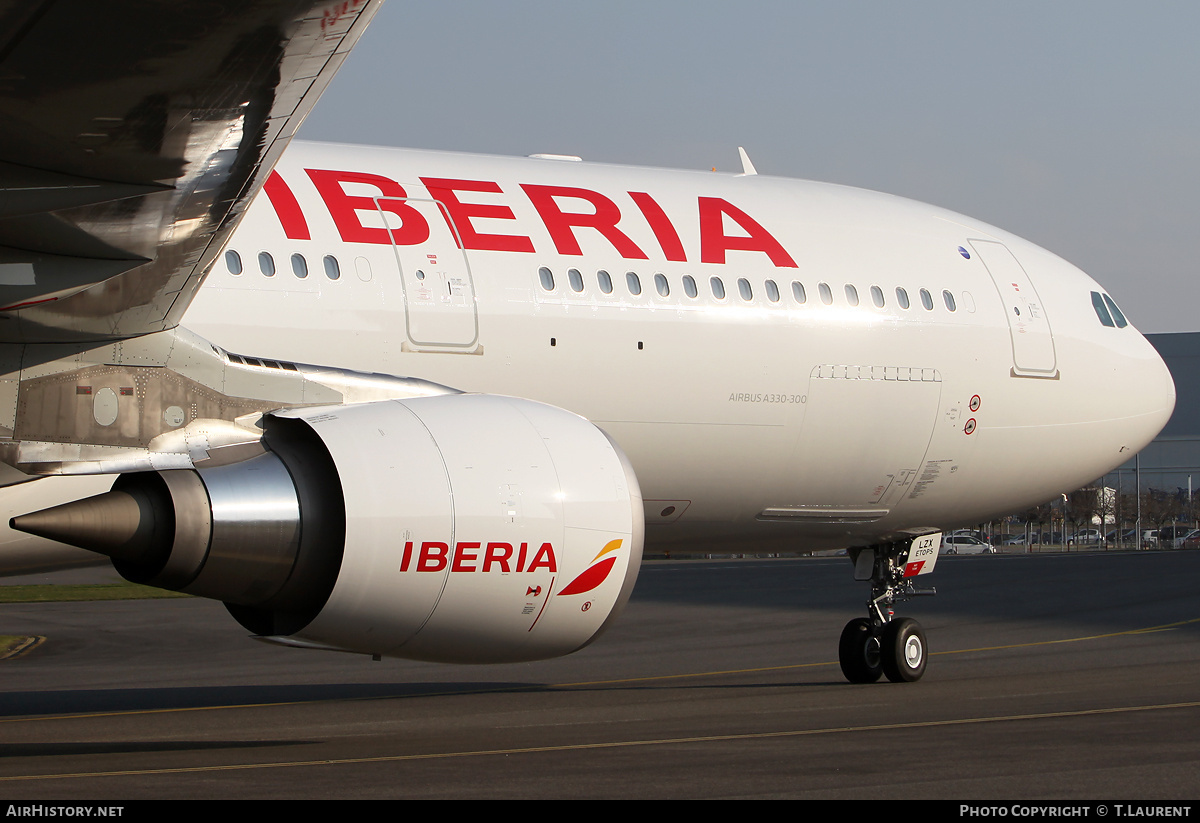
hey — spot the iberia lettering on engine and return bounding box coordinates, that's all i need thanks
[399,541,557,574]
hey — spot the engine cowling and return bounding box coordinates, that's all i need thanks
[13,395,644,663]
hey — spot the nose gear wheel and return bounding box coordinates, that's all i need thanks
[839,540,935,684]
[880,617,927,682]
[838,617,882,683]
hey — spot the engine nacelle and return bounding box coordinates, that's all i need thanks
[14,395,644,663]
[270,395,645,662]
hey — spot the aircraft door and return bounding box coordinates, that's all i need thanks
[376,197,479,352]
[970,240,1057,377]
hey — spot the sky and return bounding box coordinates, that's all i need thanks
[299,1,1200,333]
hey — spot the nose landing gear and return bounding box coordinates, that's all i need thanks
[839,534,938,683]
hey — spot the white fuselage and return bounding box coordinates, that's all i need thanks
[181,141,1174,553]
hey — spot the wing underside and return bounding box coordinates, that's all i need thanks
[0,0,381,343]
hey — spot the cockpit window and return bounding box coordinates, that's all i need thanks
[1102,294,1128,328]
[1090,291,1115,327]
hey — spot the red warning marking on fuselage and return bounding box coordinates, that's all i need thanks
[903,561,925,577]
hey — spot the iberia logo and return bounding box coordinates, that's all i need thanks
[557,539,623,596]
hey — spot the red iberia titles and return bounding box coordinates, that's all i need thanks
[263,169,797,268]
[400,541,557,573]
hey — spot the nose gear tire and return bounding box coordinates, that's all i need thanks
[880,617,927,682]
[839,617,883,683]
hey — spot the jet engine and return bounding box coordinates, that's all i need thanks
[13,395,644,663]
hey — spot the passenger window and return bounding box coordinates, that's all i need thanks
[710,276,726,300]
[844,284,859,306]
[943,290,956,311]
[738,278,753,301]
[597,269,613,294]
[225,250,243,275]
[792,281,807,304]
[683,275,698,298]
[654,273,669,297]
[626,271,642,296]
[1102,294,1128,328]
[870,285,885,308]
[539,267,555,291]
[920,288,934,310]
[896,287,910,309]
[568,268,584,293]
[323,255,341,280]
[291,253,308,279]
[818,282,833,305]
[1091,291,1115,327]
[765,280,780,303]
[258,251,275,277]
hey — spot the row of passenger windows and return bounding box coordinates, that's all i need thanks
[537,267,960,312]
[225,251,1130,331]
[225,250,342,280]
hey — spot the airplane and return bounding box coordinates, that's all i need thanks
[0,0,1175,684]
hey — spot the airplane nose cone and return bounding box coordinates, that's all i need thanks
[1140,333,1176,439]
[1110,329,1176,459]
[1157,347,1176,418]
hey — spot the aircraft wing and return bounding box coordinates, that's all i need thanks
[0,0,382,343]
[0,0,455,489]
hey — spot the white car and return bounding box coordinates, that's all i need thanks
[940,535,996,555]
[1067,529,1106,545]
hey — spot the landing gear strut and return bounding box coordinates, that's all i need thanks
[839,536,937,683]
